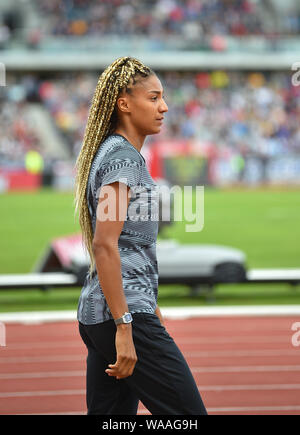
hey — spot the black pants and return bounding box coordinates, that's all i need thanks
[78,313,207,415]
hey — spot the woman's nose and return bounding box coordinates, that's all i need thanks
[161,100,168,113]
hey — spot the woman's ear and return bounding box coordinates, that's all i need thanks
[116,96,130,114]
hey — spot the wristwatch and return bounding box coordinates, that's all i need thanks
[114,312,133,326]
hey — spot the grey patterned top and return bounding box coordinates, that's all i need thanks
[77,134,160,325]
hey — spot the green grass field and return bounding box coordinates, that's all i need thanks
[0,186,299,311]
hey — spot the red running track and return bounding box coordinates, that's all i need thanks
[0,315,300,415]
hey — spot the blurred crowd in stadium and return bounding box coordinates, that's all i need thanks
[1,70,299,164]
[0,98,41,167]
[0,0,300,50]
[34,0,265,38]
[0,0,300,187]
[32,0,300,38]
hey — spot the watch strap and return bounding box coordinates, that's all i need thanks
[114,312,133,325]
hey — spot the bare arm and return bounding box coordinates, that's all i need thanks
[92,181,137,379]
[93,242,129,322]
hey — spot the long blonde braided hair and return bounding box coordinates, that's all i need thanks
[74,56,154,281]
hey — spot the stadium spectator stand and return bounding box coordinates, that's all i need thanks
[1,1,300,51]
[33,0,299,38]
[1,69,299,187]
[0,1,299,188]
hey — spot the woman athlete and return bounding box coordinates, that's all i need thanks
[74,56,207,415]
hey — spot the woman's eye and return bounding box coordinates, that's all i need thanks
[152,96,166,101]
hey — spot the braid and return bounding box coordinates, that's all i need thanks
[74,56,154,281]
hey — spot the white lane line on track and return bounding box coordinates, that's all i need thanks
[200,384,300,391]
[15,412,87,415]
[193,365,300,373]
[4,341,83,350]
[175,336,290,344]
[2,384,300,399]
[0,371,85,379]
[0,367,299,380]
[186,349,300,358]
[0,349,300,379]
[0,355,84,363]
[0,390,85,398]
[2,347,299,359]
[1,353,300,372]
[0,366,300,384]
[2,340,295,352]
[3,335,295,349]
[0,335,292,352]
[0,367,300,384]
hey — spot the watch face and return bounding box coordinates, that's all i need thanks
[124,313,132,323]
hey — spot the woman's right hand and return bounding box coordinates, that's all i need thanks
[105,324,138,379]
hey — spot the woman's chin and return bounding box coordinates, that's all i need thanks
[152,125,162,134]
[146,125,162,136]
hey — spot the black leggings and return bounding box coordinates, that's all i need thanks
[78,313,207,415]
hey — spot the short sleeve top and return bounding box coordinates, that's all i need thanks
[77,134,160,325]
